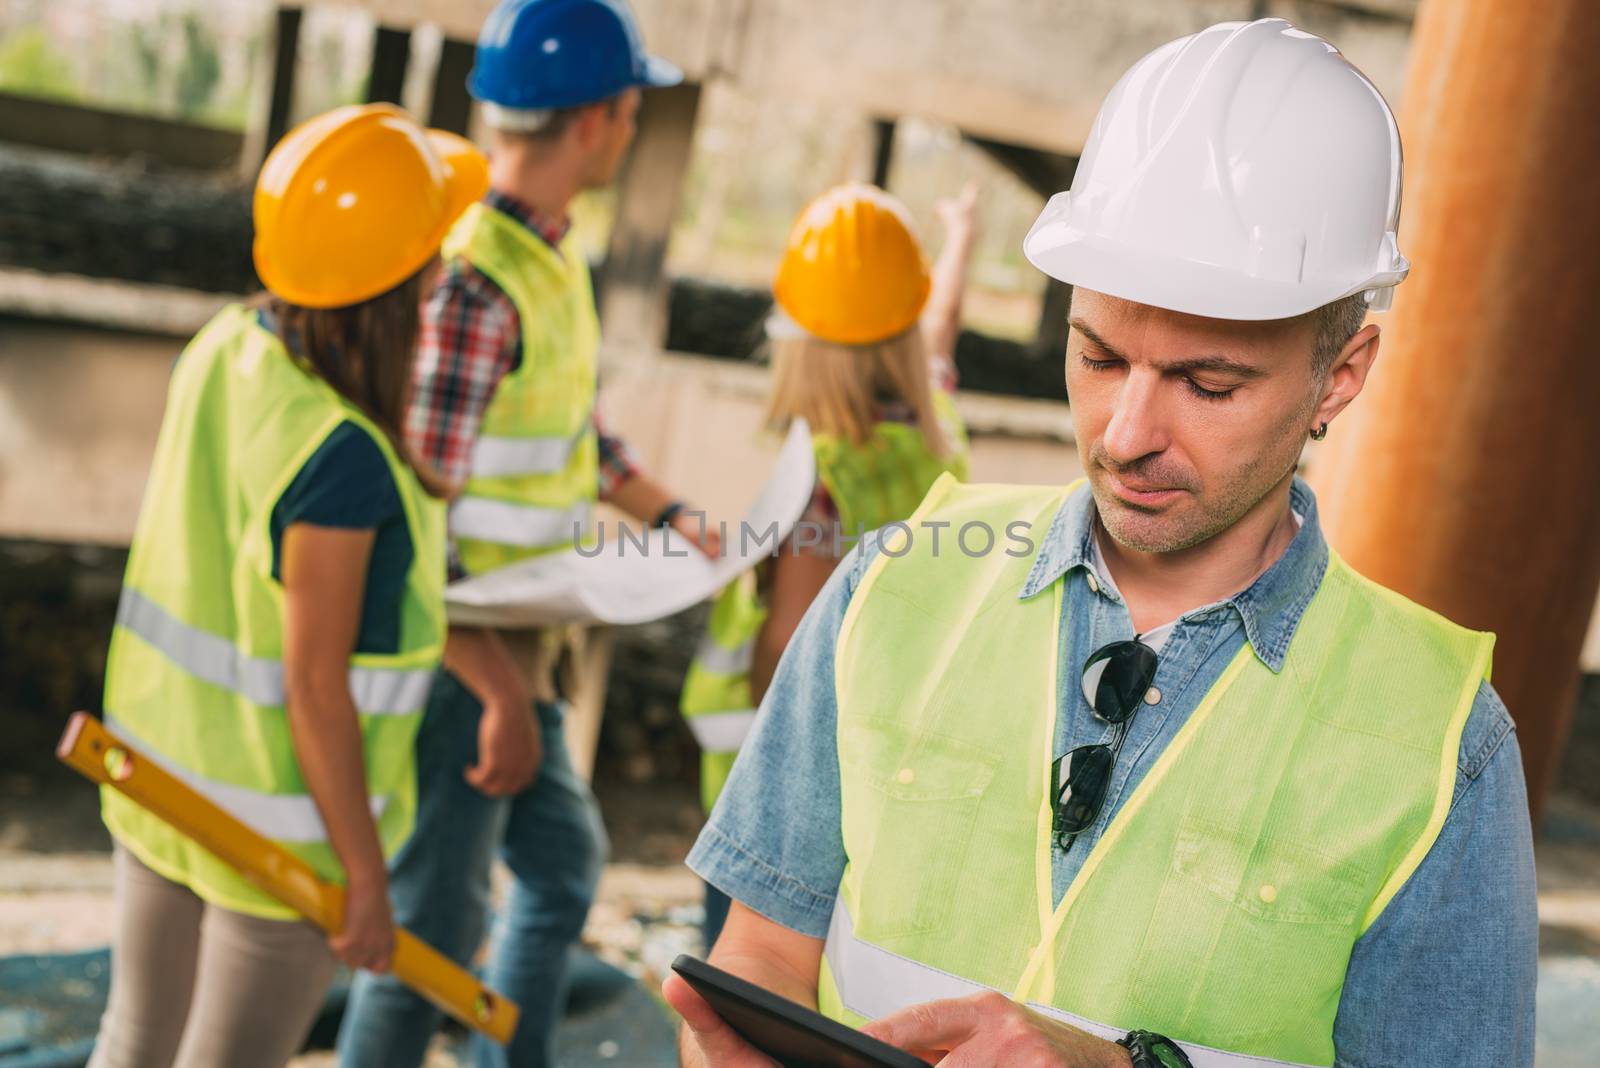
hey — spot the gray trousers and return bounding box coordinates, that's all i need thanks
[87,845,338,1068]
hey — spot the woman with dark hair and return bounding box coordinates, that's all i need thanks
[87,104,486,1068]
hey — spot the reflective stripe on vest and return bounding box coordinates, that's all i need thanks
[681,569,768,813]
[693,632,755,677]
[117,589,433,716]
[824,475,1491,1065]
[445,203,599,572]
[470,409,593,479]
[685,709,757,752]
[105,715,388,843]
[449,497,593,549]
[821,901,1316,1068]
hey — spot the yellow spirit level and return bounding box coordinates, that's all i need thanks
[56,712,520,1044]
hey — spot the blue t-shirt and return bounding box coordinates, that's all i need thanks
[269,421,413,655]
[258,307,415,654]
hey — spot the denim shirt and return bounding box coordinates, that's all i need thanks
[687,478,1538,1068]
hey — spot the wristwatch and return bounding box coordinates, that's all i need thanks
[653,500,685,529]
[1118,1030,1194,1068]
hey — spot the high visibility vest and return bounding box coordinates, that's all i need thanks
[681,569,768,813]
[101,305,447,919]
[681,402,970,812]
[811,390,970,540]
[444,202,600,575]
[820,475,1492,1068]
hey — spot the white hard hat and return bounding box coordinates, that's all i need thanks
[1024,18,1408,321]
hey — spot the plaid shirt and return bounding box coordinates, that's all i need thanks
[406,190,640,495]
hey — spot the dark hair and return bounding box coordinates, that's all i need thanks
[262,265,449,498]
[1304,293,1371,378]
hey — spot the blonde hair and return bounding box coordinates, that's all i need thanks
[764,327,952,458]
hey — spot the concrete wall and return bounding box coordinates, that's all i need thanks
[0,93,246,172]
[0,276,1080,547]
[0,319,179,547]
[351,0,1415,156]
[3,275,1593,669]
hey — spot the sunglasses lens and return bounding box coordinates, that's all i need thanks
[1081,640,1158,724]
[1055,744,1113,835]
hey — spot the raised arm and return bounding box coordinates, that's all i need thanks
[921,180,981,363]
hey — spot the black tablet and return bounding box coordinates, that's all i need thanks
[671,955,926,1068]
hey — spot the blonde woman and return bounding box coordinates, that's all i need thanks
[89,105,484,1068]
[681,181,980,947]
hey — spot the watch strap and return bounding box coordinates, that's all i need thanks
[1118,1030,1195,1068]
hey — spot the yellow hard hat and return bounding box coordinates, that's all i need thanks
[253,104,489,308]
[773,183,931,346]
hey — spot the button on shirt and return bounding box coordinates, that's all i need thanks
[687,477,1538,1067]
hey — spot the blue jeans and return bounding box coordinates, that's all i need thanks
[338,671,607,1068]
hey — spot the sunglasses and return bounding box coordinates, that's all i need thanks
[1051,639,1159,851]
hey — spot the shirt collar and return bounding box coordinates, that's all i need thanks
[1020,477,1329,672]
[484,189,570,248]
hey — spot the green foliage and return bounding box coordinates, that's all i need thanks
[174,13,220,119]
[130,21,162,98]
[0,24,79,101]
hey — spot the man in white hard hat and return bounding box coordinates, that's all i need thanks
[664,18,1536,1068]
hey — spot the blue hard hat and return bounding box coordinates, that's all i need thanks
[469,0,683,111]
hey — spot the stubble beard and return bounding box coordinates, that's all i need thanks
[1091,411,1310,555]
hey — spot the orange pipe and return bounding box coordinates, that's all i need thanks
[1311,0,1600,823]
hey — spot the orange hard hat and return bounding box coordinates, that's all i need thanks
[253,104,489,308]
[772,183,931,346]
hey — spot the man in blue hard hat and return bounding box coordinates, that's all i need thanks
[338,2,712,1066]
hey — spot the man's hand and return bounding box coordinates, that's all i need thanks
[661,972,779,1067]
[465,697,542,797]
[444,625,545,796]
[862,992,1132,1068]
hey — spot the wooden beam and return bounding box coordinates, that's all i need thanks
[562,628,615,783]
[0,92,244,171]
[366,24,412,105]
[428,37,477,134]
[870,118,896,189]
[600,82,703,357]
[262,6,302,161]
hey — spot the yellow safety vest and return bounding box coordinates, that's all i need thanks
[820,475,1492,1068]
[102,305,446,919]
[444,202,600,575]
[682,399,970,812]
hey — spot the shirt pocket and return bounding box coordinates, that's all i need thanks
[1125,816,1373,1050]
[839,716,999,946]
[1171,817,1373,925]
